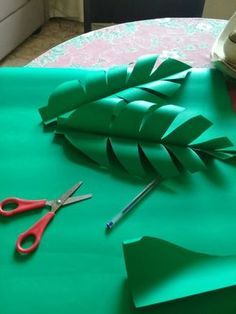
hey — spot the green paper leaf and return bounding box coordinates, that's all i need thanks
[39,55,191,123]
[56,100,236,179]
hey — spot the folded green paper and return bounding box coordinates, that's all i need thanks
[123,237,236,308]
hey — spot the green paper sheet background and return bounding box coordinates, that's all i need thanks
[1,67,236,314]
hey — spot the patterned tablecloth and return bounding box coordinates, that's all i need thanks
[29,18,227,69]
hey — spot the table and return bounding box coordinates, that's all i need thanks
[29,17,236,109]
[29,17,226,69]
[2,17,236,314]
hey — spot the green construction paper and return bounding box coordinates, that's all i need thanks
[162,114,212,144]
[123,237,236,308]
[126,54,158,86]
[139,81,181,98]
[63,131,110,167]
[58,98,120,134]
[139,104,185,140]
[139,143,180,178]
[169,68,234,128]
[106,64,127,90]
[115,87,165,103]
[1,65,236,314]
[39,71,104,123]
[191,136,233,150]
[110,101,154,138]
[165,144,206,173]
[149,58,190,81]
[39,55,191,123]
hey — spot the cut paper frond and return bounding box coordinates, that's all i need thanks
[56,100,236,179]
[39,55,191,124]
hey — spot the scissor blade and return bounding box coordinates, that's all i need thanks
[53,182,83,211]
[64,194,92,205]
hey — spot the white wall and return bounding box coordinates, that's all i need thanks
[203,0,236,19]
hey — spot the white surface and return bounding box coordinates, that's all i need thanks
[211,12,236,79]
[0,0,28,22]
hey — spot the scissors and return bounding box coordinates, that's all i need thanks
[0,182,92,254]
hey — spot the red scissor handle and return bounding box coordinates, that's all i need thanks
[16,211,55,254]
[0,198,47,216]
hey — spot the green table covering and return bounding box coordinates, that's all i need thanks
[1,66,236,314]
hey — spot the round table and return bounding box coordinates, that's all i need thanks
[29,17,236,110]
[29,17,227,69]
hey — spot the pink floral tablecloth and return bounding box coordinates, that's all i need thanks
[29,18,226,69]
[29,17,236,109]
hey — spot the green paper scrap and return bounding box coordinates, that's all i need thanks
[39,55,191,123]
[123,237,236,308]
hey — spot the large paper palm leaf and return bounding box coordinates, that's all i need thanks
[56,99,235,179]
[39,55,191,124]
